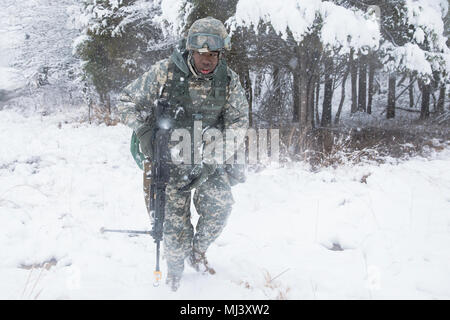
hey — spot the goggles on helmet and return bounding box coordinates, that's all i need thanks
[187,33,226,52]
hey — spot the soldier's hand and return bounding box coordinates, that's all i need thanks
[178,161,217,192]
[135,124,153,158]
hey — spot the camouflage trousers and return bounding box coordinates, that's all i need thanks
[143,162,234,278]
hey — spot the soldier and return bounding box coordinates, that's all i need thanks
[118,17,249,291]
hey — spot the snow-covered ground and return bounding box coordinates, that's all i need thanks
[0,109,449,300]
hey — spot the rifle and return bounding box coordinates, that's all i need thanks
[147,99,172,286]
[102,100,172,287]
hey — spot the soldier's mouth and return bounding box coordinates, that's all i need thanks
[200,69,211,74]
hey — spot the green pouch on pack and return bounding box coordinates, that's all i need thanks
[130,131,146,170]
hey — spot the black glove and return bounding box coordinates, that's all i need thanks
[179,161,217,192]
[225,164,246,186]
[135,124,153,158]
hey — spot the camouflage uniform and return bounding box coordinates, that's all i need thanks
[118,17,249,283]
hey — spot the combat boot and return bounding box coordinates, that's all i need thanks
[166,274,181,292]
[187,248,216,275]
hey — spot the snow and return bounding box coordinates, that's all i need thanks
[0,0,26,91]
[228,0,380,53]
[0,0,85,112]
[1,109,449,299]
[385,43,434,76]
[0,68,24,91]
[156,0,192,37]
[69,0,158,38]
[320,2,380,54]
[406,0,448,51]
[229,0,449,79]
[0,0,449,300]
[229,0,320,42]
[382,0,450,78]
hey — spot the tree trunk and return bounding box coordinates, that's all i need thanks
[292,65,300,123]
[420,81,431,119]
[294,44,311,131]
[387,74,396,119]
[436,84,446,114]
[367,55,375,114]
[335,67,349,124]
[243,67,253,127]
[409,75,414,109]
[358,54,367,112]
[100,92,111,115]
[223,26,252,125]
[273,66,281,105]
[350,49,358,113]
[310,79,316,128]
[321,56,333,127]
[299,65,309,130]
[88,97,92,124]
[315,76,320,125]
[106,93,111,114]
[308,74,317,129]
[431,92,437,112]
[254,73,262,100]
[293,35,322,153]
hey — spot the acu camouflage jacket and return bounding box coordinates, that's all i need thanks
[118,51,249,165]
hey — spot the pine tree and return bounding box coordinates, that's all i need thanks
[379,0,449,119]
[72,0,164,113]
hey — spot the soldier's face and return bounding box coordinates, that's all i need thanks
[192,51,219,75]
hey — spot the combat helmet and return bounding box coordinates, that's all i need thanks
[186,17,231,53]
